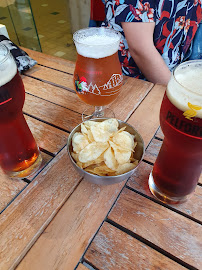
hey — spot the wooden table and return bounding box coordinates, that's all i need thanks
[0,49,201,270]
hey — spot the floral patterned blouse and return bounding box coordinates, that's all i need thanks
[104,0,202,79]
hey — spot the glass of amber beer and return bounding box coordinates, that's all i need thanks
[149,60,202,204]
[0,44,42,178]
[73,27,123,119]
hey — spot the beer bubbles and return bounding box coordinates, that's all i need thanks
[73,27,123,120]
[149,60,202,204]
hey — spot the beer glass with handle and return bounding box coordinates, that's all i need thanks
[73,27,123,120]
[0,44,42,178]
[149,60,202,204]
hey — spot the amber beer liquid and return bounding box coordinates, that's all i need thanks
[73,28,123,107]
[149,60,202,204]
[0,44,42,178]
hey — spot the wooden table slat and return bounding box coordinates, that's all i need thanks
[155,127,164,140]
[110,77,153,121]
[16,179,126,270]
[0,148,82,270]
[24,65,75,90]
[23,80,156,133]
[0,169,27,213]
[25,114,68,155]
[23,76,89,114]
[108,188,202,269]
[23,75,154,122]
[22,47,75,74]
[144,137,162,164]
[127,161,202,221]
[76,264,90,270]
[24,93,82,132]
[128,84,166,147]
[85,222,187,270]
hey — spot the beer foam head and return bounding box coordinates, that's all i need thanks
[0,46,17,87]
[167,61,202,118]
[73,28,121,59]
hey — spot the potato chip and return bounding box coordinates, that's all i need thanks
[93,163,115,175]
[80,124,94,143]
[101,118,119,133]
[115,161,138,175]
[130,155,138,162]
[71,152,79,162]
[109,141,131,165]
[85,165,97,175]
[86,130,94,143]
[79,141,109,163]
[81,123,88,135]
[71,153,84,169]
[90,125,111,143]
[84,162,114,176]
[71,118,140,177]
[115,126,126,133]
[77,161,84,169]
[112,130,135,151]
[72,132,89,153]
[104,147,118,171]
[90,118,119,143]
[82,153,105,168]
[83,120,98,129]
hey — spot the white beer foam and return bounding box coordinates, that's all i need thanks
[75,35,120,59]
[167,62,202,119]
[0,54,17,87]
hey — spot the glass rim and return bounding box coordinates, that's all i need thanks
[0,43,10,66]
[172,59,202,96]
[73,27,122,46]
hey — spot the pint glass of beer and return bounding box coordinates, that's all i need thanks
[0,44,42,178]
[73,27,123,119]
[149,60,202,204]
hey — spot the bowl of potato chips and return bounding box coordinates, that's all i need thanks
[67,118,144,185]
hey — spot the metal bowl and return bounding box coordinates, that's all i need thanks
[67,118,144,185]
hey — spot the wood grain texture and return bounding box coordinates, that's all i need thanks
[127,162,202,221]
[0,148,82,270]
[144,138,162,164]
[16,179,126,270]
[85,222,186,270]
[128,84,166,147]
[23,93,82,132]
[22,64,154,124]
[0,169,27,213]
[24,65,74,90]
[108,188,202,269]
[22,47,75,74]
[155,127,164,140]
[76,264,89,270]
[22,76,153,121]
[110,78,153,121]
[23,76,88,114]
[25,115,68,155]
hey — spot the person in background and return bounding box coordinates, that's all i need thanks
[189,21,202,59]
[103,0,202,84]
[89,0,106,27]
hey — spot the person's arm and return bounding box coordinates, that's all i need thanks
[122,21,171,85]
